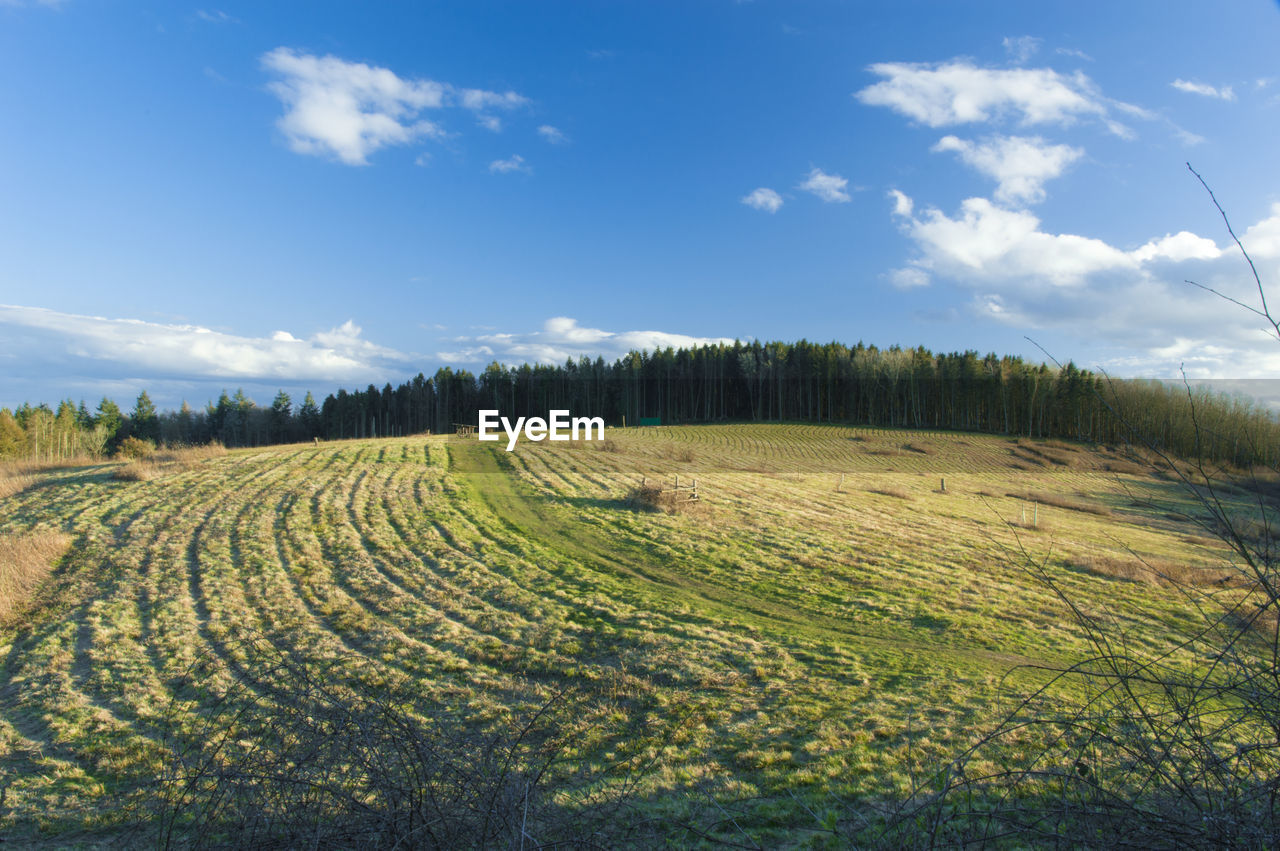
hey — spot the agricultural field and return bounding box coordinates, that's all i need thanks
[0,424,1250,843]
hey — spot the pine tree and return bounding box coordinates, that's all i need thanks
[131,391,160,444]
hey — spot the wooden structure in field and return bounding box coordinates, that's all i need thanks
[453,423,477,437]
[640,474,699,502]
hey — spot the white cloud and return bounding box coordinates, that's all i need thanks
[856,60,1116,130]
[1130,231,1222,263]
[932,134,1083,204]
[195,9,238,24]
[262,48,447,165]
[439,317,736,365]
[896,195,1137,286]
[889,267,930,289]
[885,193,1280,378]
[459,89,529,111]
[0,305,413,385]
[476,114,503,132]
[537,125,568,144]
[489,154,529,174]
[888,189,913,217]
[798,168,851,203]
[1171,79,1236,101]
[1055,47,1093,62]
[741,187,783,213]
[1002,35,1042,64]
[261,48,532,165]
[1241,203,1280,258]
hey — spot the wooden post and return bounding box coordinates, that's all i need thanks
[837,473,845,493]
[622,415,626,429]
[1034,502,1039,527]
[692,478,698,500]
[675,474,680,493]
[940,477,946,492]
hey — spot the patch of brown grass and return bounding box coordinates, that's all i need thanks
[597,438,623,454]
[868,487,912,500]
[113,443,226,481]
[901,442,937,455]
[626,481,704,515]
[0,470,36,500]
[1007,491,1113,517]
[1073,555,1237,588]
[0,530,72,625]
[1103,459,1147,475]
[1012,439,1079,468]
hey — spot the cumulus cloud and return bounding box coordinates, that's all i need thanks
[893,195,1136,285]
[857,61,1111,128]
[1171,79,1236,101]
[0,305,413,386]
[885,193,1280,378]
[741,187,784,213]
[488,154,529,174]
[437,317,737,365]
[932,134,1083,204]
[537,124,568,144]
[798,168,851,203]
[261,48,531,165]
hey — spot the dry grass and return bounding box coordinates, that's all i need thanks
[1103,459,1148,475]
[868,486,912,500]
[0,530,72,625]
[626,480,704,515]
[112,443,226,482]
[1073,554,1236,588]
[1011,440,1080,469]
[0,470,36,500]
[597,438,623,453]
[901,442,937,455]
[1008,490,1113,517]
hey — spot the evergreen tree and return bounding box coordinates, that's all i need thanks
[270,390,293,443]
[298,391,321,439]
[131,391,160,444]
[97,397,125,453]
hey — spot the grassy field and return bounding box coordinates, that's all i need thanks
[0,424,1248,842]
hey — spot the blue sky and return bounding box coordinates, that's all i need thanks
[2,0,1279,411]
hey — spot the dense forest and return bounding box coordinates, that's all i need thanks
[3,340,1277,467]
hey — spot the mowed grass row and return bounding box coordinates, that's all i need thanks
[0,425,1248,839]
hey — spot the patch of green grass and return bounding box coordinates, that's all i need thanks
[0,426,1251,840]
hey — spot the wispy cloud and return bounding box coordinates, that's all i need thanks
[1171,78,1236,101]
[489,154,529,174]
[437,317,736,365]
[798,168,851,203]
[741,187,783,213]
[1054,47,1093,62]
[261,48,532,165]
[537,124,568,144]
[1001,35,1042,64]
[932,134,1083,205]
[195,9,238,24]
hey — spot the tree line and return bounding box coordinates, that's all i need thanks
[2,340,1276,467]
